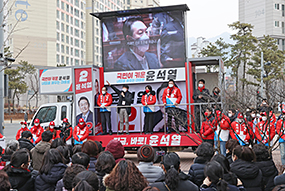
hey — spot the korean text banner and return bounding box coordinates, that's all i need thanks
[39,68,73,94]
[102,10,185,73]
[105,67,185,85]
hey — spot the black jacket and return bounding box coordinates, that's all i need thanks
[193,88,210,103]
[275,173,285,186]
[35,163,67,191]
[226,152,233,165]
[151,171,198,191]
[18,138,34,151]
[110,85,133,114]
[230,159,263,191]
[96,171,107,191]
[255,159,278,191]
[6,166,35,191]
[223,172,238,186]
[188,156,209,187]
[200,183,244,191]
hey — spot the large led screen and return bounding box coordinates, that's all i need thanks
[102,11,186,72]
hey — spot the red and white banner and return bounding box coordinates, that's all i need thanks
[39,68,73,94]
[104,67,185,85]
[74,67,94,135]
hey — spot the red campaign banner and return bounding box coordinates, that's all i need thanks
[74,68,93,94]
[89,132,202,148]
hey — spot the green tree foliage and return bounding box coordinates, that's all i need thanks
[227,22,257,97]
[247,35,285,100]
[4,60,35,112]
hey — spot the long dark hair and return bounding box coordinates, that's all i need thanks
[233,145,256,162]
[95,151,116,174]
[51,138,65,148]
[204,161,228,191]
[56,145,70,164]
[39,148,63,175]
[162,152,180,191]
[72,171,99,191]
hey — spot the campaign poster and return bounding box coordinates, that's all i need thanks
[93,68,103,135]
[102,10,186,74]
[74,68,94,135]
[107,81,187,133]
[39,68,73,94]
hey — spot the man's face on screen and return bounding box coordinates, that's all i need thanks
[131,21,147,39]
[128,21,149,56]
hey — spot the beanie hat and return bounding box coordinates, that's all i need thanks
[137,145,154,162]
[105,140,125,160]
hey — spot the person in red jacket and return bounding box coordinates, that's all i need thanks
[162,79,182,134]
[230,113,251,146]
[46,121,61,140]
[61,118,72,144]
[30,118,44,144]
[200,108,215,146]
[141,85,156,134]
[255,112,275,146]
[16,121,30,140]
[73,118,89,145]
[97,86,113,135]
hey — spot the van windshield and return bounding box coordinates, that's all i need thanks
[32,106,57,125]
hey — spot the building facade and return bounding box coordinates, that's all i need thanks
[239,0,285,50]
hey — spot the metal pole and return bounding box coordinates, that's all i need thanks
[261,52,264,99]
[0,0,4,135]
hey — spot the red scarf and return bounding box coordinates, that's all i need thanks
[198,86,205,92]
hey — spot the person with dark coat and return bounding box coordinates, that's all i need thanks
[151,152,198,191]
[193,79,210,132]
[188,142,215,187]
[225,139,240,165]
[18,131,34,151]
[3,149,35,191]
[34,148,67,191]
[253,144,278,191]
[200,161,244,191]
[95,151,116,191]
[105,140,125,163]
[211,154,238,186]
[81,140,99,172]
[230,145,263,191]
[107,81,133,134]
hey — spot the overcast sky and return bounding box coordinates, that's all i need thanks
[160,0,239,39]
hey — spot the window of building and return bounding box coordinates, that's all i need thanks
[96,37,99,44]
[71,48,73,55]
[81,2,84,9]
[282,39,285,51]
[66,15,69,23]
[57,10,60,18]
[70,58,73,65]
[81,50,84,58]
[282,22,285,34]
[75,9,79,17]
[96,19,98,26]
[61,12,64,21]
[276,4,280,10]
[81,21,84,29]
[75,49,79,57]
[71,37,73,45]
[66,25,69,33]
[75,0,79,7]
[283,4,285,16]
[57,54,60,63]
[61,23,65,31]
[96,29,99,35]
[57,32,60,40]
[66,46,69,54]
[71,7,73,14]
[277,39,280,45]
[96,55,98,62]
[81,31,84,39]
[81,61,84,65]
[275,21,279,27]
[61,2,64,10]
[75,59,79,65]
[61,45,64,53]
[61,34,65,42]
[66,57,69,65]
[75,19,79,27]
[75,39,79,47]
[61,56,65,64]
[70,17,73,24]
[57,0,60,7]
[75,29,79,37]
[127,0,130,4]
[81,12,84,19]
[56,21,60,30]
[81,41,84,48]
[70,27,73,35]
[66,4,69,12]
[56,43,60,52]
[66,35,69,43]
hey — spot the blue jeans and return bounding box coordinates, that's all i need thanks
[280,142,285,166]
[215,140,226,156]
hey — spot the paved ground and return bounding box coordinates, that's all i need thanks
[2,121,284,174]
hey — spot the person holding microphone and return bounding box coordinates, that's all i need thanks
[141,85,156,134]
